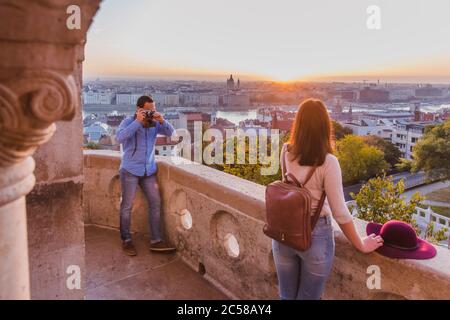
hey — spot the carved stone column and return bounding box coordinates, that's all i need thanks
[0,158,35,299]
[0,0,100,299]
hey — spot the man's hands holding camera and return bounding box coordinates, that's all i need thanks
[152,111,165,124]
[136,108,165,125]
[136,108,146,123]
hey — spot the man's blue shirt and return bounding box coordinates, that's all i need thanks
[116,116,174,177]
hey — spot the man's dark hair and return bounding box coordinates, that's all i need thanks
[136,95,153,108]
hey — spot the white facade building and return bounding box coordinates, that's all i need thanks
[223,93,250,106]
[155,144,179,157]
[391,122,431,159]
[155,136,179,157]
[200,94,219,106]
[83,91,114,105]
[388,88,415,101]
[151,92,166,106]
[131,93,143,105]
[181,93,219,106]
[116,93,147,106]
[182,93,201,105]
[164,94,180,106]
[116,93,132,105]
[342,119,393,140]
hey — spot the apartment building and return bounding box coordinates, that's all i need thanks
[343,119,394,140]
[391,121,434,159]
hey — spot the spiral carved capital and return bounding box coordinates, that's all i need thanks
[0,69,78,167]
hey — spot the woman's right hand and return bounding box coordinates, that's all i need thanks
[359,233,384,253]
[338,220,384,254]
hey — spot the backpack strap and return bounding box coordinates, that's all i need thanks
[281,145,327,227]
[301,166,326,229]
[303,166,317,185]
[282,144,317,187]
[311,191,326,229]
[281,144,288,182]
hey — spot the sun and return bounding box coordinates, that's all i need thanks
[266,69,304,82]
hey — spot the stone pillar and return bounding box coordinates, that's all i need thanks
[0,0,100,299]
[0,158,35,299]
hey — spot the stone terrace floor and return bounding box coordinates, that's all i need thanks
[85,226,228,300]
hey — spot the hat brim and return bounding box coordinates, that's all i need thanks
[366,222,437,260]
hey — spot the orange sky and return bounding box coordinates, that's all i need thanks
[84,0,450,83]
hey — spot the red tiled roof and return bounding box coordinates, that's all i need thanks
[156,135,179,146]
[187,114,204,121]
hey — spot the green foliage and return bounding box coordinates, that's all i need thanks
[425,221,448,244]
[221,133,290,185]
[332,120,353,140]
[204,131,290,186]
[362,135,402,168]
[412,118,450,180]
[85,141,101,150]
[335,135,389,185]
[351,174,447,243]
[395,157,413,172]
[351,174,423,224]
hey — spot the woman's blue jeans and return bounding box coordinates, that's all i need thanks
[272,215,335,300]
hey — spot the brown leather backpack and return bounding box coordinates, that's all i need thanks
[263,146,326,251]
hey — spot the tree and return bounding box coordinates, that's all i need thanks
[332,121,353,140]
[335,135,389,185]
[351,174,447,244]
[84,141,101,150]
[395,157,413,172]
[208,132,290,186]
[412,118,450,180]
[351,174,423,224]
[362,135,402,168]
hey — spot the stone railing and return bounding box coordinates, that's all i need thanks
[84,150,450,300]
[414,206,450,235]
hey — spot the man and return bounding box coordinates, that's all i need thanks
[116,95,176,256]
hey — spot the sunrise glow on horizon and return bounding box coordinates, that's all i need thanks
[84,0,450,83]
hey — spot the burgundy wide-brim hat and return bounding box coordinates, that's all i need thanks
[366,220,437,260]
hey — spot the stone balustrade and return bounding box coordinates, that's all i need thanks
[414,206,450,234]
[84,150,450,300]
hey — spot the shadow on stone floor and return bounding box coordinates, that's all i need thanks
[85,225,228,300]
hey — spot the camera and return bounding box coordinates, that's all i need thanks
[143,110,156,127]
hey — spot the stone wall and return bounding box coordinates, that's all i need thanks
[26,108,86,299]
[84,150,450,300]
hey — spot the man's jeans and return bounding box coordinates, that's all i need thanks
[119,168,162,244]
[272,215,335,300]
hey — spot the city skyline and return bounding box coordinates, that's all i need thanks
[85,0,450,83]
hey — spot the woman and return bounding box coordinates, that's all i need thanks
[272,98,383,300]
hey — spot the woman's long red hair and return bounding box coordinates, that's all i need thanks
[287,98,334,166]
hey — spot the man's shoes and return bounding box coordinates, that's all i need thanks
[122,240,137,256]
[149,241,176,253]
